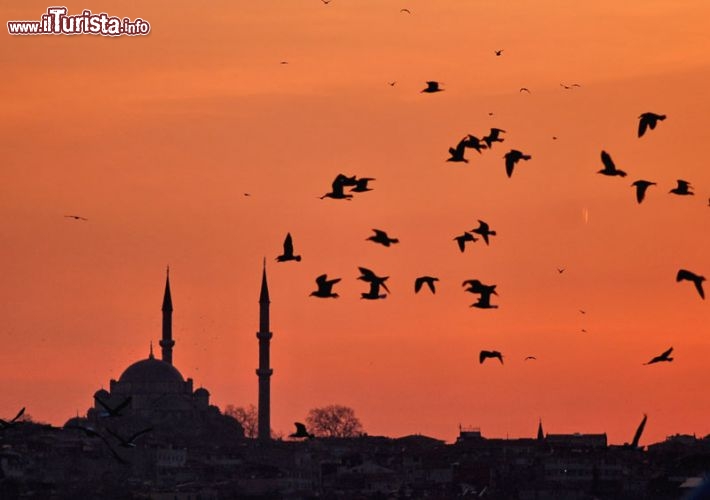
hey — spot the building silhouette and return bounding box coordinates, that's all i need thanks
[84,270,241,436]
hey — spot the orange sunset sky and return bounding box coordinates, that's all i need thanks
[1,1,709,445]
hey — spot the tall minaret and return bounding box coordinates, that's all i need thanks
[256,260,273,441]
[160,267,175,365]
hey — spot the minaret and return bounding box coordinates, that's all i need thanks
[537,418,545,441]
[160,267,175,365]
[256,260,273,441]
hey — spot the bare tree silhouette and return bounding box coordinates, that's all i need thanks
[224,404,258,438]
[306,404,364,438]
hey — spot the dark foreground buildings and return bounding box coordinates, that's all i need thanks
[4,421,710,499]
[2,271,710,498]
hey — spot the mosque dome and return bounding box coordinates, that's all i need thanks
[118,356,185,385]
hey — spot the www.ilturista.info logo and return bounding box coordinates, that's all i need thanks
[7,7,150,36]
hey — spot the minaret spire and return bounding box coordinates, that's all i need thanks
[160,266,175,365]
[256,259,273,441]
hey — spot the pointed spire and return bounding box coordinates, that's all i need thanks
[149,341,155,359]
[537,418,545,440]
[162,266,173,312]
[160,267,175,365]
[259,258,270,304]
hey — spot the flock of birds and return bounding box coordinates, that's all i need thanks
[269,81,707,372]
[0,395,151,464]
[66,395,152,464]
[50,4,707,444]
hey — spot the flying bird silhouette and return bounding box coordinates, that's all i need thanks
[630,414,647,449]
[400,8,411,14]
[350,177,375,192]
[524,356,537,361]
[310,274,341,298]
[644,347,673,365]
[462,279,497,296]
[94,395,132,418]
[421,81,443,93]
[64,215,88,221]
[447,137,470,163]
[106,427,154,448]
[494,49,504,56]
[676,269,705,299]
[367,229,399,247]
[471,289,499,309]
[388,81,397,86]
[414,276,439,294]
[276,233,302,262]
[290,422,314,439]
[560,83,581,90]
[669,179,693,196]
[598,150,627,177]
[361,280,388,300]
[321,173,357,200]
[357,267,390,293]
[471,220,496,245]
[638,112,666,138]
[454,232,477,252]
[557,268,565,274]
[66,424,129,464]
[631,180,656,204]
[0,407,25,429]
[482,128,505,149]
[464,135,487,154]
[519,87,531,93]
[480,350,503,364]
[504,149,532,178]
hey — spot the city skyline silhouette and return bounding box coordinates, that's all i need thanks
[2,0,709,448]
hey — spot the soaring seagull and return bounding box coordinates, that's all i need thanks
[638,112,666,138]
[480,350,503,364]
[0,407,25,430]
[631,180,656,204]
[471,220,496,245]
[94,395,132,418]
[276,233,302,262]
[290,422,315,439]
[644,347,673,365]
[421,81,444,93]
[367,229,399,247]
[598,150,627,177]
[310,274,341,298]
[676,269,705,299]
[414,276,439,294]
[669,179,694,196]
[503,149,532,178]
[454,232,477,252]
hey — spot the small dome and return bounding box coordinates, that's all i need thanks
[119,357,185,384]
[94,389,109,399]
[194,387,210,396]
